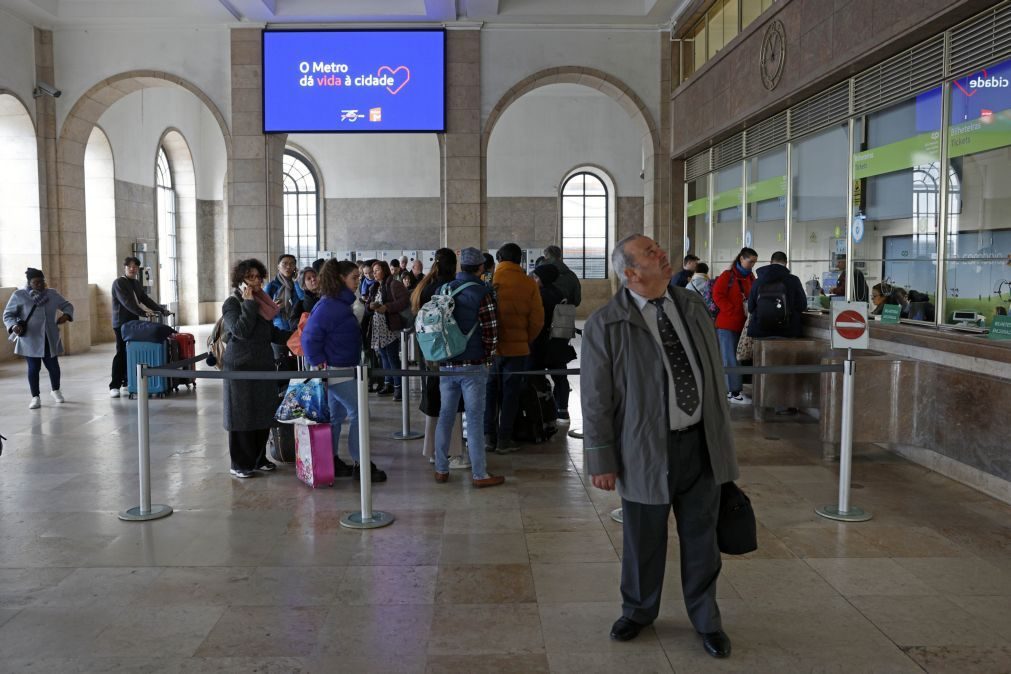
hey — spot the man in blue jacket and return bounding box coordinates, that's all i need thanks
[746,251,808,338]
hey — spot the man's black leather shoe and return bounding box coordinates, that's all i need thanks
[701,630,731,658]
[610,616,646,642]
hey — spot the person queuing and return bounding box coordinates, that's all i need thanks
[433,247,505,488]
[4,267,74,410]
[746,252,807,339]
[220,259,292,478]
[542,245,582,306]
[712,247,757,404]
[582,234,738,659]
[265,254,299,366]
[481,252,496,287]
[109,256,171,397]
[411,248,468,469]
[531,264,576,418]
[411,258,424,284]
[365,260,411,402]
[672,254,700,288]
[302,260,387,484]
[687,262,719,319]
[484,243,544,454]
[292,266,320,317]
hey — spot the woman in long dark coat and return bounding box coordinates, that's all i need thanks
[221,258,292,478]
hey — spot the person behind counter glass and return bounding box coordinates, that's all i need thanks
[828,254,868,303]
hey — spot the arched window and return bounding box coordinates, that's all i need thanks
[561,171,608,279]
[283,150,319,268]
[156,146,179,308]
[0,94,41,287]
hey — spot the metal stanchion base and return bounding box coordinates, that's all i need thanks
[340,510,395,529]
[118,504,173,521]
[392,431,424,440]
[815,505,872,522]
[567,428,583,439]
[609,507,623,524]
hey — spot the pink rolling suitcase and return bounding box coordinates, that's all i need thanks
[294,423,335,488]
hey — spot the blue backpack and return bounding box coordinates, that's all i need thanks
[414,282,479,362]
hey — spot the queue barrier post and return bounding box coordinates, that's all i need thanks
[341,364,395,530]
[119,363,173,522]
[816,349,872,522]
[392,333,423,441]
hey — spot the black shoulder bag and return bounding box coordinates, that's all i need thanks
[7,303,38,343]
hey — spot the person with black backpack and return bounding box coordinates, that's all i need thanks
[746,251,808,339]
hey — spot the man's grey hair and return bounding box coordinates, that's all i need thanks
[543,245,562,261]
[611,234,643,285]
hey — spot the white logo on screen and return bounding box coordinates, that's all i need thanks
[340,109,361,122]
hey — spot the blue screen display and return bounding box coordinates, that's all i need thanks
[916,56,1011,131]
[262,30,445,133]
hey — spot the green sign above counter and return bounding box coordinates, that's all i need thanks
[989,314,1011,340]
[949,109,1011,159]
[880,304,902,324]
[686,197,708,218]
[853,132,940,180]
[712,188,743,212]
[746,176,787,203]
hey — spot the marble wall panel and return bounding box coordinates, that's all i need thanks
[324,197,441,250]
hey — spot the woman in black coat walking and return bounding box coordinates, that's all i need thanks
[221,258,292,478]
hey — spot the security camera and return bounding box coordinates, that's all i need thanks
[33,82,61,98]
[639,170,645,180]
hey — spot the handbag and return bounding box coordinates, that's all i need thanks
[275,378,330,424]
[7,303,38,343]
[736,315,753,362]
[717,482,757,555]
[286,312,310,356]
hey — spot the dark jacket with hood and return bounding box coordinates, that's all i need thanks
[746,263,808,338]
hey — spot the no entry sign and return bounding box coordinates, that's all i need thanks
[831,302,869,349]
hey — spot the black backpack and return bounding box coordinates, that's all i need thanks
[755,280,790,333]
[512,376,558,444]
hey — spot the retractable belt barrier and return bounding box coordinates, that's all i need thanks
[121,351,858,529]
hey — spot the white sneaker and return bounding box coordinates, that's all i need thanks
[51,390,65,404]
[29,396,41,410]
[109,388,120,398]
[120,386,130,394]
[728,392,751,405]
[449,455,472,470]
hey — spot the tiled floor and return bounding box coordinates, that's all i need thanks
[1,332,1009,673]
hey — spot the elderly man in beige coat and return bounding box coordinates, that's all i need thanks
[582,234,739,659]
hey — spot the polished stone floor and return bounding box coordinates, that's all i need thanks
[0,331,1009,673]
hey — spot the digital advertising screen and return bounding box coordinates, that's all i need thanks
[262,29,445,133]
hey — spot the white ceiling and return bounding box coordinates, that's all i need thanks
[0,0,690,28]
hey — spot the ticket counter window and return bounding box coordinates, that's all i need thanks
[745,146,786,269]
[790,124,850,310]
[944,57,1011,328]
[685,175,709,266]
[852,88,942,322]
[712,164,743,275]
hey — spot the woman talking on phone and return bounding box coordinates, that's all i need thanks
[221,258,292,478]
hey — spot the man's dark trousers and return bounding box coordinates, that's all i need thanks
[109,326,128,389]
[619,424,722,633]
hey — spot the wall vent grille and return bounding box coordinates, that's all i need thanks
[949,2,1011,77]
[788,82,849,139]
[853,36,944,116]
[744,111,788,157]
[712,132,744,170]
[685,149,711,181]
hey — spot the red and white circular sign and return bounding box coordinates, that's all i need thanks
[834,310,867,340]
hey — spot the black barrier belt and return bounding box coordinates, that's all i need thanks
[145,366,356,380]
[373,368,581,377]
[164,352,210,369]
[726,364,844,375]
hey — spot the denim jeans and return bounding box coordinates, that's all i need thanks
[436,364,489,479]
[377,339,401,387]
[327,378,360,462]
[716,328,742,395]
[27,353,61,397]
[484,355,528,440]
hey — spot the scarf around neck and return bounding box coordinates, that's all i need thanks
[245,288,279,321]
[27,286,50,306]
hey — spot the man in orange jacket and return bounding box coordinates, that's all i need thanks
[485,243,544,453]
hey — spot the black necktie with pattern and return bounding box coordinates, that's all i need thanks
[649,298,700,416]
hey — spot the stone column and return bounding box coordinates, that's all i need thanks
[228,28,286,270]
[443,28,481,250]
[659,30,675,258]
[39,29,90,353]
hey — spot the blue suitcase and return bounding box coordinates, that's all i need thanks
[127,340,168,397]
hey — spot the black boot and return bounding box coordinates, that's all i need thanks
[377,383,394,396]
[353,461,387,483]
[333,456,353,477]
[393,387,402,402]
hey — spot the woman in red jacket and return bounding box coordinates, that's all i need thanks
[711,247,758,403]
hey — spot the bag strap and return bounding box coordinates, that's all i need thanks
[24,302,38,323]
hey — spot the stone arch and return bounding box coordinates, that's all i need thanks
[84,124,117,344]
[54,71,232,353]
[481,67,663,247]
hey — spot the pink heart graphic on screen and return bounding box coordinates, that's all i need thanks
[953,68,987,97]
[378,65,410,95]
